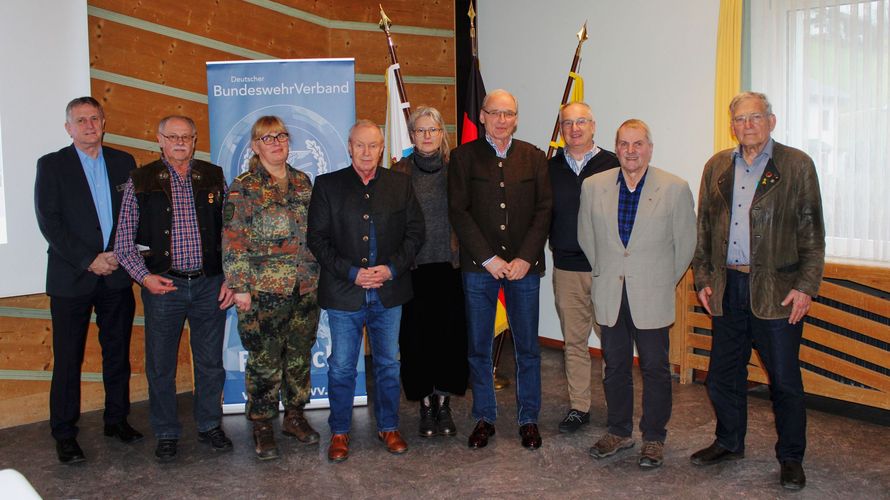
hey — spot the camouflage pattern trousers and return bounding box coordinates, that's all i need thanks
[238,290,319,420]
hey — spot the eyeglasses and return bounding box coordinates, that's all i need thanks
[482,109,517,119]
[732,113,767,125]
[161,133,195,143]
[257,132,289,145]
[560,118,593,128]
[413,127,442,136]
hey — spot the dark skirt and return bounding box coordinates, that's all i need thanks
[399,262,469,400]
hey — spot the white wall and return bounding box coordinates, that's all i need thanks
[478,0,720,343]
[0,1,90,297]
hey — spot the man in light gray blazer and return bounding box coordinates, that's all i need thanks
[577,119,696,469]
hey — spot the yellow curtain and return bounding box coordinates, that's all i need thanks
[714,0,743,152]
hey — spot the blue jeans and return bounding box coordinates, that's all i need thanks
[707,269,806,462]
[326,296,402,434]
[142,273,226,439]
[463,271,541,425]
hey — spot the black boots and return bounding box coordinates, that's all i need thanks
[419,397,437,437]
[436,396,457,436]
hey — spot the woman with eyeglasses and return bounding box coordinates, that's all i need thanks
[222,115,320,460]
[392,106,468,437]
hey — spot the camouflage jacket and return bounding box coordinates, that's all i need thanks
[223,163,318,296]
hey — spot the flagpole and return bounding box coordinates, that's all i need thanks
[379,5,411,123]
[468,1,478,58]
[546,22,589,159]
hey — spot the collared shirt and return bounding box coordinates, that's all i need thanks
[564,145,601,176]
[617,168,648,248]
[485,134,513,159]
[76,146,113,249]
[727,139,774,265]
[116,159,206,283]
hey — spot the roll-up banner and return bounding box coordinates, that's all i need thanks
[206,58,366,412]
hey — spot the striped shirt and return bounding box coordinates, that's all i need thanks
[115,159,206,283]
[617,168,648,248]
[564,145,601,176]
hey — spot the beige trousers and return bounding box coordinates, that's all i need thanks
[553,267,601,412]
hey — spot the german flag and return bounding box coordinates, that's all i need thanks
[460,54,486,145]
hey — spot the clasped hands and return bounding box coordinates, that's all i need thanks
[354,265,392,289]
[485,256,531,281]
[87,252,119,276]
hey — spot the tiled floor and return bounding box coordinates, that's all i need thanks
[1,346,887,499]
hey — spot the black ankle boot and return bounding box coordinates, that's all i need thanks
[419,397,437,437]
[436,396,457,436]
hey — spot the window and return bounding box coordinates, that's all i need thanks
[750,0,890,261]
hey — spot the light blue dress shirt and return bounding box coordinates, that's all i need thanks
[76,146,114,249]
[727,139,774,266]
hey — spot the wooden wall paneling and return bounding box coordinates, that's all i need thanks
[0,381,52,429]
[89,20,244,94]
[818,280,890,317]
[111,146,161,169]
[0,284,195,429]
[0,295,49,308]
[90,0,329,59]
[331,31,454,76]
[355,82,456,125]
[809,302,890,344]
[0,319,53,371]
[301,0,454,28]
[804,323,888,369]
[89,81,211,150]
[823,260,890,292]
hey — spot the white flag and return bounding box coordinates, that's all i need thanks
[384,63,413,166]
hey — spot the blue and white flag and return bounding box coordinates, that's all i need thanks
[384,63,413,166]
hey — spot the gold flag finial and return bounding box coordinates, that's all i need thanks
[468,2,476,25]
[577,21,588,43]
[378,5,392,33]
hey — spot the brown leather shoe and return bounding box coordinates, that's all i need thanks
[378,430,408,454]
[282,408,320,444]
[519,423,542,450]
[253,420,280,461]
[468,420,496,449]
[328,433,350,462]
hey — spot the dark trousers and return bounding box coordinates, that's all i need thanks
[399,262,468,400]
[49,279,136,440]
[600,286,671,442]
[707,269,806,462]
[142,273,226,439]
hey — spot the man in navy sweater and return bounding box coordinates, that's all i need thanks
[548,102,619,433]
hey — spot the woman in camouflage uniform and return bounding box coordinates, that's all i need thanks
[222,116,320,460]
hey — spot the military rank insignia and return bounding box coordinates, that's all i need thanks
[224,202,235,222]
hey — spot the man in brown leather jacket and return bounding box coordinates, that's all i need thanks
[690,92,825,491]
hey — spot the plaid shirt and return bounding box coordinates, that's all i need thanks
[115,159,208,283]
[616,168,648,248]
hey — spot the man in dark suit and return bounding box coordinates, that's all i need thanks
[308,120,425,463]
[35,96,141,464]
